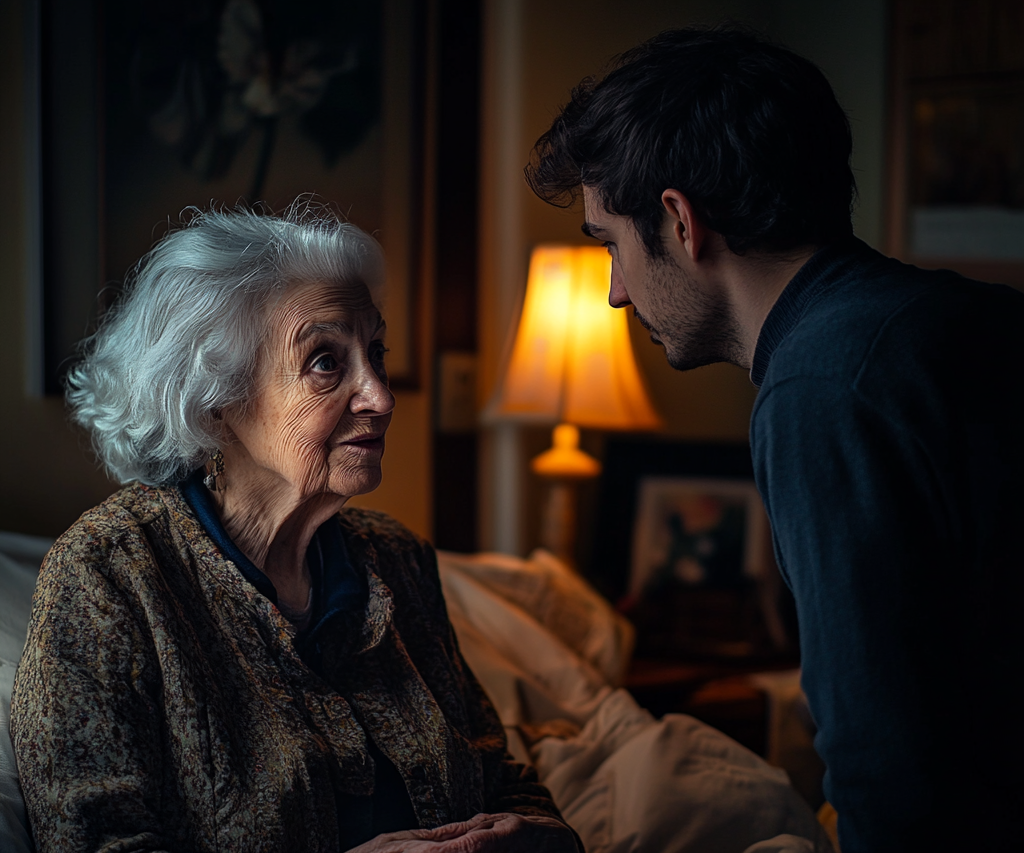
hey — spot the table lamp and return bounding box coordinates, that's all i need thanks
[487,244,662,565]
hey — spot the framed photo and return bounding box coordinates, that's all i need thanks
[592,439,793,659]
[34,0,427,393]
[628,476,769,600]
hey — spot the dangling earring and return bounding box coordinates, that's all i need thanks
[204,450,224,492]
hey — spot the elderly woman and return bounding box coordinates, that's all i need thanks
[10,206,580,853]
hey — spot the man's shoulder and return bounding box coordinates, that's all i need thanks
[766,258,1024,390]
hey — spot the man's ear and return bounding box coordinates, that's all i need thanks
[661,189,707,262]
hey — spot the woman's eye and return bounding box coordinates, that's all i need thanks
[312,353,339,372]
[370,343,389,377]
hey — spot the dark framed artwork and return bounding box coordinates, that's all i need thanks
[592,439,794,660]
[628,475,769,599]
[885,0,1024,288]
[37,0,427,394]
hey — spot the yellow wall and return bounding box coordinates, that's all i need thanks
[0,0,432,539]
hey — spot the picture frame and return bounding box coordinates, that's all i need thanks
[591,438,793,659]
[34,0,427,394]
[628,476,769,600]
[885,0,1024,288]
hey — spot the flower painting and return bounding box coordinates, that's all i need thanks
[40,0,424,391]
[109,0,382,199]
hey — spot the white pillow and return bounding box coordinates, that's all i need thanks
[0,531,51,853]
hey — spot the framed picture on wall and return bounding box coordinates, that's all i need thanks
[628,476,769,600]
[35,0,428,394]
[592,438,793,660]
[885,0,1024,288]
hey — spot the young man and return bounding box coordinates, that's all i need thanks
[527,26,1024,852]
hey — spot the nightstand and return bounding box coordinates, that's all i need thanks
[625,656,797,756]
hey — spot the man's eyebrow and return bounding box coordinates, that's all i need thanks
[581,221,607,240]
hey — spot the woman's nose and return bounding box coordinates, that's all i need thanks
[351,365,395,415]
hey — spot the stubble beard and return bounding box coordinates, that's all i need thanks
[643,253,745,372]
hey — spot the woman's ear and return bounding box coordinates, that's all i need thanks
[661,189,708,262]
[213,406,242,445]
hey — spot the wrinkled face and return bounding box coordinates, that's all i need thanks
[582,186,740,371]
[225,278,395,500]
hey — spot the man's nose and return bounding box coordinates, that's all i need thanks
[609,271,631,308]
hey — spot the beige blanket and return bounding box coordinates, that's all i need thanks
[438,549,833,853]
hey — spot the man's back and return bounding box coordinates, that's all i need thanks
[751,238,1024,850]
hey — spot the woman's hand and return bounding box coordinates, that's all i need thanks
[348,812,580,852]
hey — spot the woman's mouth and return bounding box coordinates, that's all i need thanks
[339,432,386,454]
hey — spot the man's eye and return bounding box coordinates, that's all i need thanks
[312,353,339,372]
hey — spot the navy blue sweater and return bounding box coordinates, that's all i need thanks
[750,239,1024,851]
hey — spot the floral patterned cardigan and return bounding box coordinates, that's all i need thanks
[11,484,566,852]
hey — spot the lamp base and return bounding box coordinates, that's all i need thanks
[531,424,600,569]
[539,480,578,567]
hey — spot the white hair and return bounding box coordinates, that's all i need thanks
[67,202,385,485]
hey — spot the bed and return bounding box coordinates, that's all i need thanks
[1,531,832,852]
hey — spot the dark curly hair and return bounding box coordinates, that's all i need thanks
[525,25,856,256]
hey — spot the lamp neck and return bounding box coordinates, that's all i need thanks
[530,423,601,480]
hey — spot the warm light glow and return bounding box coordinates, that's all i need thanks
[490,245,662,431]
[531,424,602,479]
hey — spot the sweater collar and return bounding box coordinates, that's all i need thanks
[164,481,392,675]
[177,469,368,626]
[750,237,876,387]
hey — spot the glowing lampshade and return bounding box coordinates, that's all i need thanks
[488,245,662,565]
[492,245,662,431]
